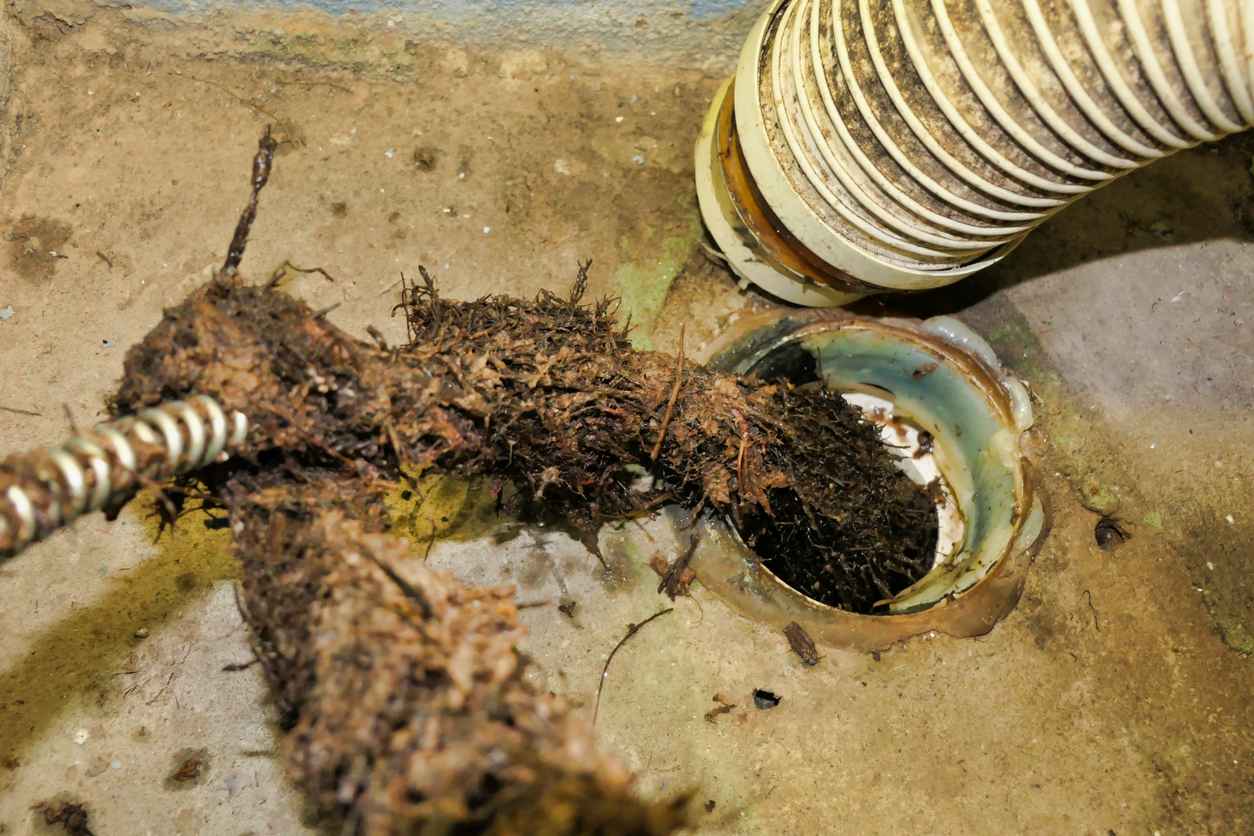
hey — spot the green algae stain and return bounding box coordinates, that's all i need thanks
[1143,511,1164,530]
[614,229,697,351]
[384,471,504,549]
[0,494,234,763]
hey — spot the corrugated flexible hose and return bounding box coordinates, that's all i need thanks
[696,0,1254,305]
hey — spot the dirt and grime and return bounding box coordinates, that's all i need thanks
[1,2,1252,835]
[30,799,93,836]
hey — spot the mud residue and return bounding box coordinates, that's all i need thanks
[5,216,72,282]
[31,796,94,836]
[0,497,234,763]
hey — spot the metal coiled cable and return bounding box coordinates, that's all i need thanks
[0,396,248,558]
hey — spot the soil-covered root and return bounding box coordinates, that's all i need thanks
[112,273,937,612]
[229,475,688,835]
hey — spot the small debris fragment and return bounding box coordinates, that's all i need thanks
[871,650,882,662]
[0,306,12,321]
[648,554,669,576]
[752,689,781,710]
[783,622,819,666]
[915,430,934,456]
[32,799,94,836]
[654,538,698,599]
[1226,514,1235,525]
[557,598,577,618]
[100,339,114,349]
[133,627,149,639]
[73,729,89,745]
[912,362,937,379]
[704,800,716,813]
[165,748,210,789]
[384,148,396,159]
[1094,515,1129,551]
[631,152,646,166]
[412,146,438,171]
[703,693,736,724]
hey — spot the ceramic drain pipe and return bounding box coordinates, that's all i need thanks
[696,0,1254,306]
[0,397,248,558]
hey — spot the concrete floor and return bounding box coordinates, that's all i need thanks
[1,4,1252,835]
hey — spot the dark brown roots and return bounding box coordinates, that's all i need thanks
[229,475,687,835]
[109,269,936,832]
[114,269,937,610]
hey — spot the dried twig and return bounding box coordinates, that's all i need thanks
[267,259,338,287]
[1084,589,1101,632]
[593,607,673,725]
[221,126,277,277]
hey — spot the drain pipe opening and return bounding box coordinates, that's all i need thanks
[689,309,1044,650]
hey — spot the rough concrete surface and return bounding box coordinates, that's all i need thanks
[0,3,1251,835]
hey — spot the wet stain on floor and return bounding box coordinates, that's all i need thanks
[5,216,73,283]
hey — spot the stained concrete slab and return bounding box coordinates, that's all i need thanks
[1,4,1252,835]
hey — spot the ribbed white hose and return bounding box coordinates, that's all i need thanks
[717,0,1253,297]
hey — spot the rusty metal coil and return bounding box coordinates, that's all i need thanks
[0,396,247,558]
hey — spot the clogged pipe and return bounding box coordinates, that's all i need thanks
[696,0,1254,306]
